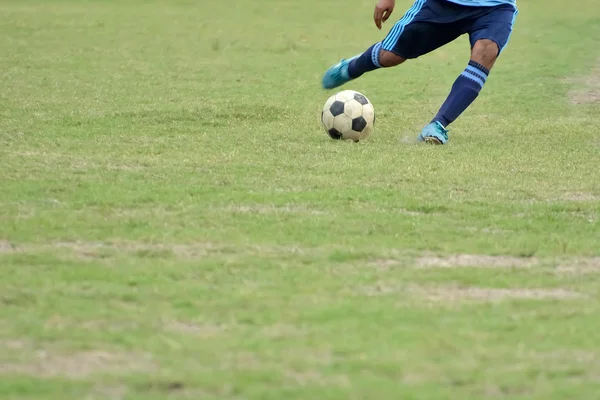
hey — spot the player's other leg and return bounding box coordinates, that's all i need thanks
[420,4,518,144]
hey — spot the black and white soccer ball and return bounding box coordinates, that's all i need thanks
[321,90,375,142]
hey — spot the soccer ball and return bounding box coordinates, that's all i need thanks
[321,90,375,142]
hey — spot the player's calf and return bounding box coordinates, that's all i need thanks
[428,39,497,130]
[348,46,405,77]
[471,39,499,70]
[430,59,490,131]
[322,44,405,90]
[346,46,405,79]
[379,50,406,68]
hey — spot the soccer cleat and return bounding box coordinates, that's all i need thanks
[418,121,449,145]
[321,57,358,90]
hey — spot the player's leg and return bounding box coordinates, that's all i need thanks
[421,4,518,144]
[348,43,406,79]
[320,7,415,91]
[322,0,460,89]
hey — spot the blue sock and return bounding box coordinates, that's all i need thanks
[347,42,383,79]
[432,60,490,127]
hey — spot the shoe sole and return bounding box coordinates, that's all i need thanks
[424,136,444,145]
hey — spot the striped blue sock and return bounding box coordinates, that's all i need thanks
[347,42,382,79]
[433,60,490,127]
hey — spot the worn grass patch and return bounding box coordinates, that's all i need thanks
[556,257,600,275]
[416,254,538,268]
[361,283,584,302]
[566,59,600,104]
[0,349,156,379]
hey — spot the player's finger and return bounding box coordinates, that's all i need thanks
[382,8,391,23]
[374,7,383,29]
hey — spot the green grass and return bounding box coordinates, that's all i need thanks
[1,0,600,398]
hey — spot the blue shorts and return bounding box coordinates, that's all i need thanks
[381,0,518,59]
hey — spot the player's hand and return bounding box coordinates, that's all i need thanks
[374,0,395,30]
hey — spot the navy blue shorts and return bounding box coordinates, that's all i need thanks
[381,0,518,59]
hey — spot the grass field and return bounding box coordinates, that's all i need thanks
[1,0,600,398]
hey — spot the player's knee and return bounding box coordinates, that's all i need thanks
[471,39,499,70]
[379,50,406,68]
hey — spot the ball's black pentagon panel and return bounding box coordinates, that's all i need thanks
[329,101,345,117]
[352,116,367,132]
[353,93,369,105]
[328,128,342,140]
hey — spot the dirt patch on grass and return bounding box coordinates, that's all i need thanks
[367,258,406,271]
[90,384,129,399]
[361,283,583,302]
[53,241,116,260]
[561,193,600,202]
[107,164,145,171]
[1,339,27,350]
[226,204,327,215]
[164,321,225,337]
[416,254,537,269]
[169,243,219,259]
[0,240,17,253]
[250,244,312,256]
[569,88,600,104]
[221,352,263,371]
[556,257,600,275]
[566,61,600,104]
[0,350,156,378]
[368,253,538,270]
[9,240,316,261]
[416,286,583,302]
[262,323,306,338]
[527,350,600,364]
[284,370,351,388]
[39,241,219,261]
[372,254,600,276]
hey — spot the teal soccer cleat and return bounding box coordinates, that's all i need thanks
[321,57,358,90]
[418,121,449,145]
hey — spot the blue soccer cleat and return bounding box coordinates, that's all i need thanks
[321,57,358,90]
[418,121,449,145]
